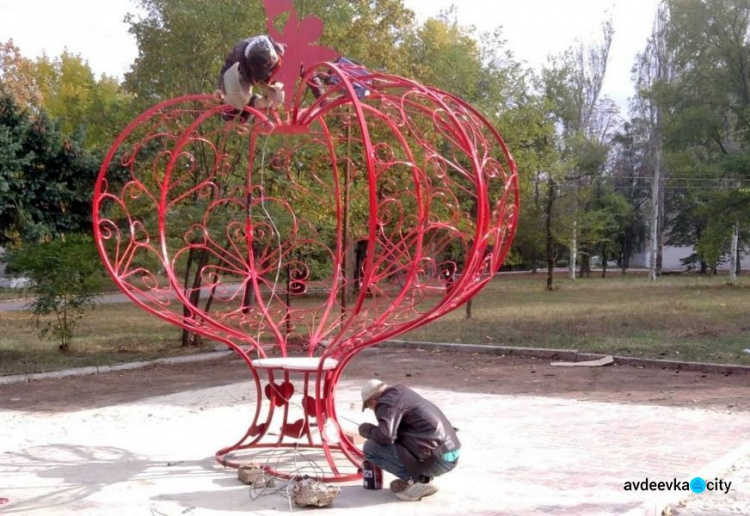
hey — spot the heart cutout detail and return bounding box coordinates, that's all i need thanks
[281,419,308,439]
[248,423,267,437]
[264,382,294,406]
[302,395,320,417]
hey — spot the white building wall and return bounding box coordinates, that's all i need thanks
[630,245,750,271]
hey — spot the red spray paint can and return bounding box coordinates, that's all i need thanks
[362,460,383,490]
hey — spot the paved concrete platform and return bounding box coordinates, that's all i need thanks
[1,378,748,515]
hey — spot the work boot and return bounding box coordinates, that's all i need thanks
[390,479,409,493]
[395,480,438,501]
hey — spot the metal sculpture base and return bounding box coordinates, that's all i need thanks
[215,357,362,482]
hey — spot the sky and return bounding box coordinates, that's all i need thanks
[0,0,660,112]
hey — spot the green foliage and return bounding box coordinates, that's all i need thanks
[0,86,32,244]
[295,0,417,75]
[633,0,750,268]
[695,186,750,268]
[5,234,104,351]
[125,0,266,101]
[123,0,421,104]
[0,87,101,245]
[37,52,135,149]
[0,39,43,108]
[532,26,616,281]
[405,14,482,100]
[608,121,650,267]
[1,41,134,149]
[122,0,539,280]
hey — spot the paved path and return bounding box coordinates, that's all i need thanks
[1,376,748,515]
[0,292,131,312]
[671,447,750,515]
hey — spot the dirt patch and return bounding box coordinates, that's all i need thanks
[1,347,749,413]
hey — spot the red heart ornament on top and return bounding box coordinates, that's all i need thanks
[264,382,294,406]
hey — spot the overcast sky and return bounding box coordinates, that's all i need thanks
[0,0,659,112]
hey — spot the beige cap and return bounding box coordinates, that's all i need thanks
[361,379,387,411]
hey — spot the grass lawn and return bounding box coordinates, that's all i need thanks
[0,303,213,375]
[402,273,750,365]
[0,273,748,375]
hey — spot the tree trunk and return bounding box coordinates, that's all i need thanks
[569,219,577,280]
[649,138,661,282]
[601,241,608,278]
[181,247,196,347]
[730,221,739,283]
[737,242,742,276]
[579,249,591,278]
[620,234,629,275]
[545,177,556,291]
[183,248,210,347]
[647,2,671,281]
[657,174,665,275]
[532,171,541,274]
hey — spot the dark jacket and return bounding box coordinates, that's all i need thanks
[363,385,460,477]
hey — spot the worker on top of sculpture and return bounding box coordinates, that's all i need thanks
[215,35,287,121]
[358,379,461,502]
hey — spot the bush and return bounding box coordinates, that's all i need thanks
[5,234,105,351]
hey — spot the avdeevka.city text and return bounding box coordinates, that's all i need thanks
[623,478,732,494]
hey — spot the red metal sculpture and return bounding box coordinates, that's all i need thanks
[93,4,518,483]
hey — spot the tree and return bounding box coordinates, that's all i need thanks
[541,22,614,283]
[31,52,135,149]
[564,23,615,280]
[0,39,42,109]
[125,0,265,102]
[2,41,134,150]
[537,22,614,289]
[635,0,750,274]
[539,64,576,289]
[124,0,419,102]
[404,10,483,101]
[505,94,559,272]
[0,87,100,245]
[580,184,633,277]
[610,121,650,273]
[0,84,32,244]
[122,0,537,343]
[5,235,103,352]
[634,0,675,280]
[297,0,417,75]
